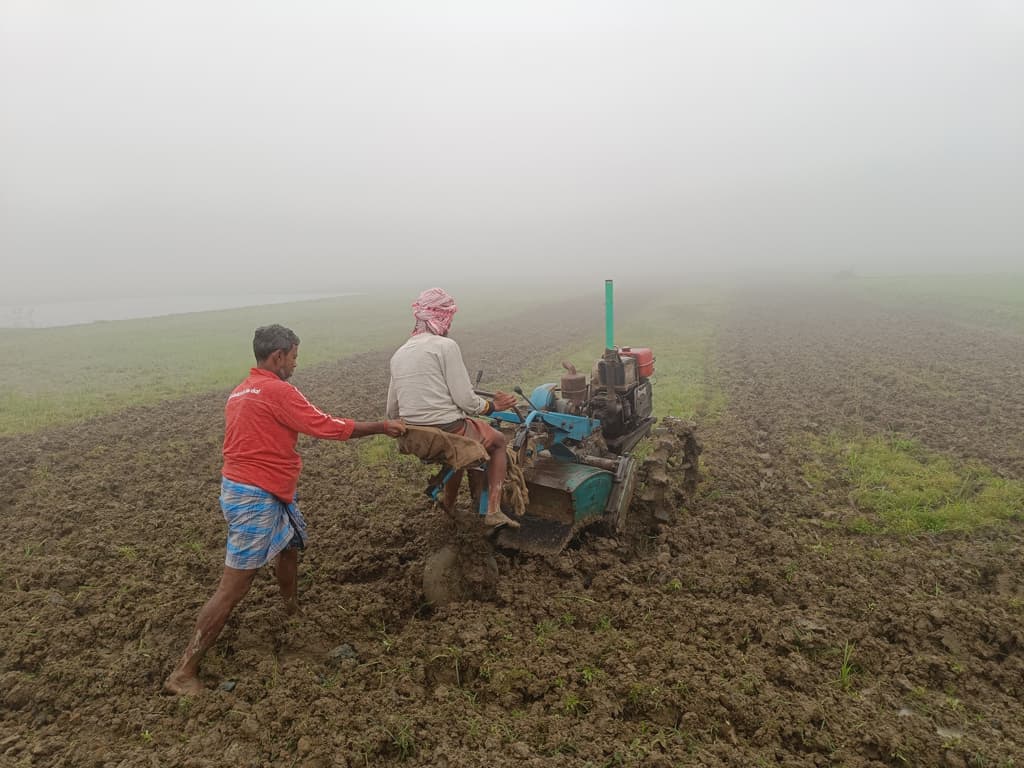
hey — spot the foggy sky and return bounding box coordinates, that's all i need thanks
[2,1,1022,303]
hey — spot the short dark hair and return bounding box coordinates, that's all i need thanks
[253,324,300,362]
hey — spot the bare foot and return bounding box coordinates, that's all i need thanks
[163,670,203,696]
[283,597,300,617]
[483,509,520,529]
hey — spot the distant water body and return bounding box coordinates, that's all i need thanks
[0,292,357,329]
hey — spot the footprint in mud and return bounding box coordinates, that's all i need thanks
[990,568,1022,597]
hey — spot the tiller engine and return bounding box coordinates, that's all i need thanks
[485,280,701,555]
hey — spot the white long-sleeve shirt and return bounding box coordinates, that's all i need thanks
[385,333,490,425]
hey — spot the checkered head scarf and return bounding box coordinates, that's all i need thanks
[411,287,457,336]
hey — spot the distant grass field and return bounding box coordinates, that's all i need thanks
[15,274,1012,438]
[0,286,573,436]
[846,273,1024,331]
[1,280,724,436]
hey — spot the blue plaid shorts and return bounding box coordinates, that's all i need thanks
[220,477,307,570]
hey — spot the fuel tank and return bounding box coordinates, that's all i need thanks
[620,346,655,378]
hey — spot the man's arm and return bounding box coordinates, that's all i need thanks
[440,342,491,416]
[275,384,404,439]
[351,420,405,438]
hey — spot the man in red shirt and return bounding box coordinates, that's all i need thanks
[164,324,405,696]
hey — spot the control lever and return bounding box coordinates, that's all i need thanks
[473,371,525,423]
[473,368,494,398]
[507,386,527,423]
[510,385,532,453]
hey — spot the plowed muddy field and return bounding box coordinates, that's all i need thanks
[2,285,1022,767]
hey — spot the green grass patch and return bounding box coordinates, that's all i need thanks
[524,291,729,422]
[836,641,857,691]
[355,435,420,470]
[805,433,1024,534]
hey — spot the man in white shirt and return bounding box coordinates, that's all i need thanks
[386,287,520,528]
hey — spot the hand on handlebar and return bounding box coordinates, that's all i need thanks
[492,391,518,411]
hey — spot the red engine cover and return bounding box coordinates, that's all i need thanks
[620,346,654,377]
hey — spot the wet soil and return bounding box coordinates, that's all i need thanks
[1,285,1022,767]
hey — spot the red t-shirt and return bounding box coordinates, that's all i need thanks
[221,368,355,502]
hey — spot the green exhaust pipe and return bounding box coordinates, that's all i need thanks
[605,279,614,350]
